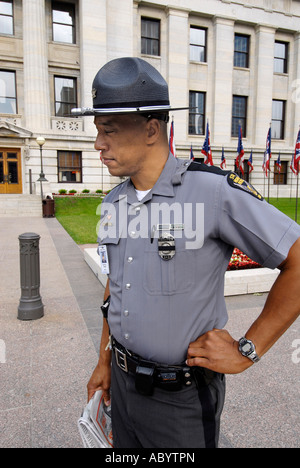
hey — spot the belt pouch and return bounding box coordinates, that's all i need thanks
[135,365,155,396]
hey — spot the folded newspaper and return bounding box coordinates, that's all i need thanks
[78,391,113,448]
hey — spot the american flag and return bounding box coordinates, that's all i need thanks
[220,147,226,169]
[169,118,176,157]
[235,125,245,176]
[264,127,272,177]
[248,150,254,174]
[275,152,282,174]
[201,121,213,166]
[293,129,300,175]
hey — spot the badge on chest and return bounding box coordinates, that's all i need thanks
[158,233,176,261]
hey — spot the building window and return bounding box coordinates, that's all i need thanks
[141,17,160,56]
[274,160,287,185]
[58,151,82,183]
[232,95,247,138]
[52,1,75,44]
[274,41,288,74]
[0,0,13,35]
[0,70,17,114]
[234,34,250,68]
[189,91,205,135]
[272,100,285,140]
[190,26,207,62]
[54,76,77,117]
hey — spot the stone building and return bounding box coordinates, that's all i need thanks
[0,0,299,198]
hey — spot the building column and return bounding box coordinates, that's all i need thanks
[79,0,107,134]
[212,17,234,146]
[253,25,276,146]
[23,0,50,132]
[106,0,133,61]
[293,32,300,141]
[166,7,189,145]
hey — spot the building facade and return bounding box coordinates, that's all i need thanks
[0,0,299,197]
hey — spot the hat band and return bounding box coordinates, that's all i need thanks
[93,99,170,110]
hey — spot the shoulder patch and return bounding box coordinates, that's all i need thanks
[227,173,264,201]
[187,161,230,176]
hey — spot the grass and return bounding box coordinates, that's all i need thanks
[268,198,300,224]
[54,197,102,244]
[54,196,300,245]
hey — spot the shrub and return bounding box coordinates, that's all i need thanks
[69,189,77,194]
[59,189,67,195]
[82,189,90,193]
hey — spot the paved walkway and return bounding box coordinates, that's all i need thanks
[0,217,299,448]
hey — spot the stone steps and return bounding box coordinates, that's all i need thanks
[0,195,43,217]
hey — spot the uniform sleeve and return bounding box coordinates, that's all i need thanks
[217,175,300,269]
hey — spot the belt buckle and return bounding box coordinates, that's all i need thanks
[115,348,128,373]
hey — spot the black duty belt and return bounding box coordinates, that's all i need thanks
[111,336,215,396]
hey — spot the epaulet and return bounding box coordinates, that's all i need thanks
[187,161,230,176]
[187,162,264,201]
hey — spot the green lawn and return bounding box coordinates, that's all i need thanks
[54,196,300,245]
[54,196,102,244]
[268,198,300,224]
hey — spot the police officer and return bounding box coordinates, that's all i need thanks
[77,57,300,448]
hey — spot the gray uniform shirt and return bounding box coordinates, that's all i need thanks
[99,154,300,365]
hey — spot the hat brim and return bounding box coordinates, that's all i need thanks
[70,105,190,117]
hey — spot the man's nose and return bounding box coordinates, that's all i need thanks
[94,133,108,152]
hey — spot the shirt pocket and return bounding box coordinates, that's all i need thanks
[143,239,196,296]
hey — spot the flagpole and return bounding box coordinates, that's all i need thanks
[267,123,271,203]
[296,162,299,223]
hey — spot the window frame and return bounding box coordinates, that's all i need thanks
[232,95,248,138]
[52,1,76,44]
[57,150,82,184]
[190,26,207,63]
[0,69,17,114]
[141,17,161,56]
[54,75,77,117]
[272,99,286,140]
[0,0,14,36]
[234,34,250,69]
[188,91,206,136]
[273,160,287,185]
[274,41,288,74]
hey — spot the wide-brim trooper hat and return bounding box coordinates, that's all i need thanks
[71,57,189,117]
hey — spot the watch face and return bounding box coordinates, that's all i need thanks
[243,343,252,353]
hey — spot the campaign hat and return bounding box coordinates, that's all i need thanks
[71,57,189,117]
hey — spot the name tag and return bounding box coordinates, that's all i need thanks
[98,245,110,275]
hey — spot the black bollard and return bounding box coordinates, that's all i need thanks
[18,233,44,321]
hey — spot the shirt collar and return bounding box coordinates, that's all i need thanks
[110,153,189,204]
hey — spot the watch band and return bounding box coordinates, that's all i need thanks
[238,337,260,363]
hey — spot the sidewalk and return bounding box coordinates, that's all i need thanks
[0,217,299,448]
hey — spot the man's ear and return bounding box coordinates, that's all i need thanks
[146,118,161,143]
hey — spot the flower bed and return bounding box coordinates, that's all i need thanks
[227,248,261,271]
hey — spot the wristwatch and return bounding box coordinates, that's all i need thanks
[238,337,260,363]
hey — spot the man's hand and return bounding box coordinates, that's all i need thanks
[87,361,111,404]
[186,329,252,374]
